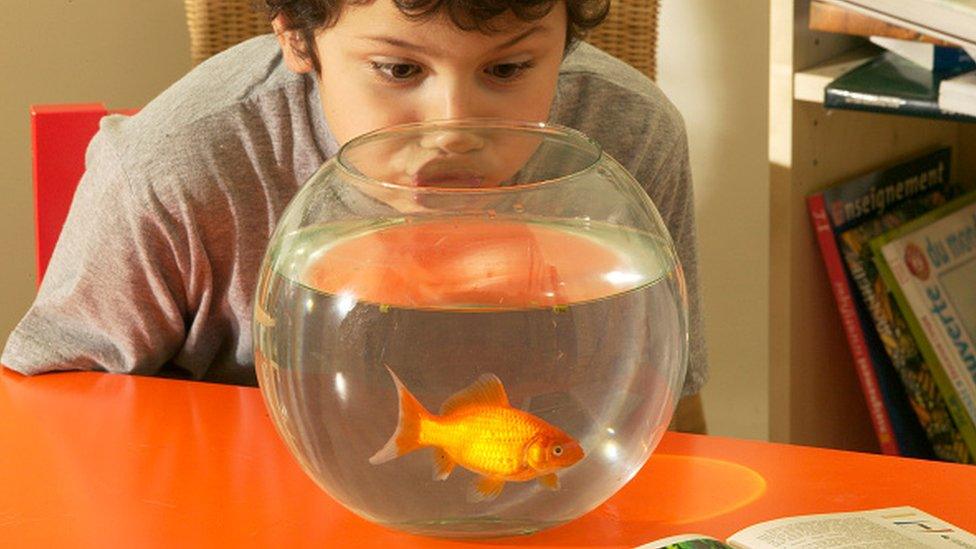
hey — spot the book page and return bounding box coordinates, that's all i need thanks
[727,506,976,548]
[634,533,735,549]
[938,255,976,343]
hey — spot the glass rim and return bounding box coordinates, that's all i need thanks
[334,118,604,194]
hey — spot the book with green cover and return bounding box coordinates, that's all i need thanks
[871,190,976,458]
[825,51,976,122]
[839,187,973,463]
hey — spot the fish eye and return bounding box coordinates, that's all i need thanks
[552,446,563,456]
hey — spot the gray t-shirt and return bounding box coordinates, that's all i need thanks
[2,35,707,395]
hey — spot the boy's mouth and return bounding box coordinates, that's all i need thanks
[411,164,485,188]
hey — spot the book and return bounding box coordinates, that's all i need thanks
[871,190,976,458]
[837,183,973,463]
[822,0,976,50]
[809,0,956,46]
[634,506,976,549]
[824,51,976,122]
[807,147,953,457]
[869,36,975,72]
[939,70,976,117]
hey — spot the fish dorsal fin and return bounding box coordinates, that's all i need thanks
[440,373,509,415]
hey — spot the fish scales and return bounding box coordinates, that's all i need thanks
[424,407,543,476]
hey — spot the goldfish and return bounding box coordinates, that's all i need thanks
[369,366,585,501]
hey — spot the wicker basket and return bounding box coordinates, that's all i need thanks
[184,0,658,80]
[184,0,274,66]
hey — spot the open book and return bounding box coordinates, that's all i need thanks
[635,506,976,548]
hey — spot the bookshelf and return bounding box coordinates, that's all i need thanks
[769,0,976,452]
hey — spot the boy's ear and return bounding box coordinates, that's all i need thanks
[272,14,315,74]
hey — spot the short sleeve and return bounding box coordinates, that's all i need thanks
[1,129,189,376]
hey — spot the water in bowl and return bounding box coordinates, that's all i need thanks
[254,216,685,537]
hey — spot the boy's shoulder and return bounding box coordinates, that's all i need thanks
[131,34,298,132]
[559,41,660,99]
[90,35,325,206]
[102,34,317,163]
[554,42,687,165]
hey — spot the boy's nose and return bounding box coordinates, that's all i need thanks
[418,80,487,153]
[419,130,485,154]
[428,80,479,121]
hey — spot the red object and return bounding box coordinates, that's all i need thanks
[304,219,625,308]
[1,367,974,547]
[806,193,898,454]
[30,104,137,287]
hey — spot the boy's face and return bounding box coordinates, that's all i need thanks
[277,0,568,146]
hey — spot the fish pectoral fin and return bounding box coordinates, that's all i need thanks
[432,449,456,481]
[468,476,506,502]
[538,473,560,490]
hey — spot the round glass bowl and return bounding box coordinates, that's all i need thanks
[252,119,688,538]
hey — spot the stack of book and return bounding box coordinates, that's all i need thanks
[807,146,976,464]
[810,0,976,120]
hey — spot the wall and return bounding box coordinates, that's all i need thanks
[658,0,771,440]
[0,0,772,442]
[0,1,191,350]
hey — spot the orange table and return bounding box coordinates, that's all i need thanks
[1,367,974,548]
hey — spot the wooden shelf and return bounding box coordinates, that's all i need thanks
[768,0,976,453]
[793,46,877,103]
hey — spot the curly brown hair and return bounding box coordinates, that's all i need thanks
[265,0,610,71]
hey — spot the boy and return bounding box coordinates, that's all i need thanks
[2,0,707,410]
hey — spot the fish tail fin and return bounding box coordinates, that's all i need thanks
[369,366,430,465]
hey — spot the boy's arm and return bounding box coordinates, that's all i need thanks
[552,44,709,396]
[634,126,709,397]
[2,130,188,376]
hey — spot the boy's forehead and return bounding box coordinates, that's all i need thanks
[334,0,562,37]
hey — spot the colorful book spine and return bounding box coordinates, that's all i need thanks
[838,191,972,463]
[871,191,976,457]
[806,147,952,457]
[808,195,899,454]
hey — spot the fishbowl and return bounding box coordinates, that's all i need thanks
[252,119,688,538]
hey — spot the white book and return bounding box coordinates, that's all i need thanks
[824,0,976,49]
[939,70,976,116]
[633,506,976,548]
[870,36,973,70]
[870,36,935,69]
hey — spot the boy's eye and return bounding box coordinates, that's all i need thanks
[485,61,534,81]
[371,62,422,81]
